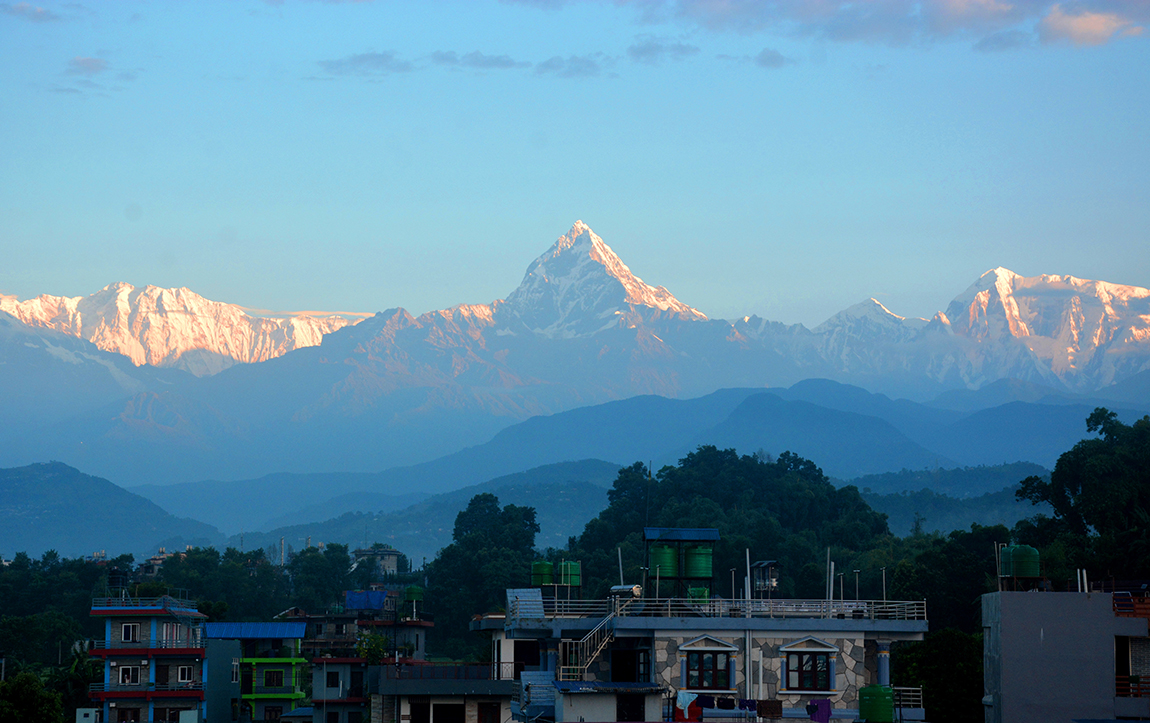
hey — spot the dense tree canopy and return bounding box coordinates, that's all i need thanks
[1018,408,1150,578]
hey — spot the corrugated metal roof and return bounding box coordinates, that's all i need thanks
[203,622,307,639]
[643,527,720,542]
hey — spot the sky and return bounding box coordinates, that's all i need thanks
[1,0,1148,327]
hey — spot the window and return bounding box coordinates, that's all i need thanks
[314,622,325,637]
[326,671,340,688]
[122,623,140,643]
[348,714,363,723]
[686,652,729,690]
[264,669,284,687]
[119,665,141,685]
[326,712,339,723]
[786,652,830,691]
[231,658,240,684]
[334,623,347,635]
[265,706,283,720]
[177,665,193,683]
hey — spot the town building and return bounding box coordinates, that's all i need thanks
[89,590,208,723]
[477,528,929,722]
[204,622,309,722]
[982,590,1150,723]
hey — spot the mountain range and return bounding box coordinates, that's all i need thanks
[2,221,1149,488]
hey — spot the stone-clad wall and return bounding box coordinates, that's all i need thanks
[651,633,869,709]
[1132,637,1150,677]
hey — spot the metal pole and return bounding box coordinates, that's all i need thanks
[854,570,860,601]
[881,567,887,603]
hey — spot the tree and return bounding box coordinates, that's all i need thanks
[0,671,65,723]
[1017,408,1150,577]
[892,629,982,723]
[425,494,540,658]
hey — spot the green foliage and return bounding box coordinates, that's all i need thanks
[158,547,290,620]
[0,671,65,723]
[1017,408,1150,577]
[355,631,398,664]
[892,629,983,723]
[425,493,540,658]
[288,544,352,613]
[566,448,891,599]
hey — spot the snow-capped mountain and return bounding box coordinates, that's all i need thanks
[501,220,706,337]
[0,283,365,376]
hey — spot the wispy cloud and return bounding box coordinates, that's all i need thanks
[535,53,611,78]
[431,50,531,69]
[1,2,59,21]
[627,35,700,63]
[973,28,1033,50]
[509,0,1149,48]
[1039,3,1144,45]
[67,57,108,76]
[754,47,790,68]
[318,51,413,76]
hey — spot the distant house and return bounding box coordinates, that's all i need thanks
[353,546,403,578]
[204,621,309,722]
[89,590,207,723]
[983,590,1150,722]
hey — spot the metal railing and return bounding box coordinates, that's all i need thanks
[93,639,204,650]
[381,662,520,681]
[558,611,617,681]
[893,686,924,708]
[509,597,926,622]
[1117,676,1150,697]
[92,596,200,613]
[89,682,204,693]
[1114,596,1150,619]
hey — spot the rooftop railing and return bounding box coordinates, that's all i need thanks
[381,662,521,681]
[89,682,204,693]
[92,639,204,650]
[91,595,201,613]
[510,597,926,622]
[1117,675,1150,697]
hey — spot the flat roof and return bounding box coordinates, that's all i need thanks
[643,527,720,542]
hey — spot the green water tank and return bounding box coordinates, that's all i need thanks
[1012,545,1040,577]
[859,685,894,723]
[650,545,678,578]
[684,545,713,579]
[1000,546,1015,577]
[404,585,424,602]
[558,561,581,586]
[688,586,710,602]
[531,561,554,586]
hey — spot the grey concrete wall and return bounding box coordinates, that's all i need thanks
[982,592,1148,723]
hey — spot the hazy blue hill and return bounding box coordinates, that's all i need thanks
[861,486,1053,537]
[920,402,1147,469]
[769,378,962,442]
[0,462,222,558]
[133,472,430,535]
[844,461,1049,497]
[924,378,1078,412]
[1096,368,1150,407]
[231,459,621,564]
[686,393,957,479]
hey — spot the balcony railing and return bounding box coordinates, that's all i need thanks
[1114,596,1150,619]
[1117,676,1150,697]
[92,596,200,614]
[509,597,927,622]
[893,686,924,708]
[93,639,204,650]
[90,682,204,693]
[381,662,521,681]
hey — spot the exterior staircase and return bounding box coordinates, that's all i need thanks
[557,611,616,681]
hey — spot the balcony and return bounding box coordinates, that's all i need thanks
[1114,595,1150,619]
[93,639,204,651]
[89,681,205,701]
[1117,675,1150,697]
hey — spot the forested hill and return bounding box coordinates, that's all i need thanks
[0,462,222,558]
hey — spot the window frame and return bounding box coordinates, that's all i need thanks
[326,670,340,689]
[264,668,285,688]
[685,651,730,690]
[785,652,831,692]
[121,623,140,643]
[177,665,193,684]
[119,665,141,686]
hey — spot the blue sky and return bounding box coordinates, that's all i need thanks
[2,0,1147,326]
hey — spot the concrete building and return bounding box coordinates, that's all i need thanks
[204,622,309,722]
[89,592,208,723]
[982,591,1150,723]
[479,528,928,722]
